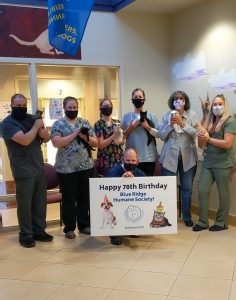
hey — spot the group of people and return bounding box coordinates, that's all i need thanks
[1,89,236,248]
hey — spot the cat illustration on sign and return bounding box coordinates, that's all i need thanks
[150,201,172,228]
[9,29,63,55]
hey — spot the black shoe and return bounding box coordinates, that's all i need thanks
[65,231,76,239]
[80,226,91,235]
[110,236,123,245]
[184,220,193,227]
[19,238,35,248]
[34,232,54,242]
[209,225,228,232]
[192,224,207,232]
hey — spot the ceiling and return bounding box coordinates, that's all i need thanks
[0,0,207,14]
[122,0,207,14]
[0,0,135,12]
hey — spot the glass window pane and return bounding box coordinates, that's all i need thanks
[35,64,120,164]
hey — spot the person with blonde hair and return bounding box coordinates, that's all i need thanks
[193,94,236,232]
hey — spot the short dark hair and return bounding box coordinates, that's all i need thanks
[63,96,78,108]
[11,93,27,105]
[168,91,190,110]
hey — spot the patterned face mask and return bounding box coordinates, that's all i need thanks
[212,105,224,116]
[173,99,185,110]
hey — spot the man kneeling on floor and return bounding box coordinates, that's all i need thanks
[107,148,145,245]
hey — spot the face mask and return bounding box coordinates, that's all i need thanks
[65,110,78,119]
[100,107,113,116]
[173,99,185,110]
[11,107,27,120]
[212,105,224,116]
[132,99,145,109]
[124,163,137,172]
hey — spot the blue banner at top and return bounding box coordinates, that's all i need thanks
[48,0,94,56]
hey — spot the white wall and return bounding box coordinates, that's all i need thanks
[81,11,171,120]
[171,0,236,118]
[170,0,236,215]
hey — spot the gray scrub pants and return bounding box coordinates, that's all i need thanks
[197,167,231,228]
[15,169,47,239]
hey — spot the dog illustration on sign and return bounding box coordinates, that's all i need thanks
[9,29,63,55]
[101,195,117,229]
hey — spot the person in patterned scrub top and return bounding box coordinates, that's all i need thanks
[94,98,124,177]
[51,96,98,239]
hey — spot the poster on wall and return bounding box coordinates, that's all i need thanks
[89,176,177,236]
[49,98,63,120]
[0,5,81,59]
[0,101,10,120]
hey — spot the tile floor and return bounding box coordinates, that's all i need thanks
[0,217,236,300]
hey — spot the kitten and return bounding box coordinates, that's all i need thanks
[78,127,95,157]
[112,122,123,145]
[139,111,156,145]
[169,110,183,133]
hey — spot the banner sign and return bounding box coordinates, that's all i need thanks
[48,0,94,56]
[89,176,177,236]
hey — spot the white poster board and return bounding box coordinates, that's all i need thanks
[0,102,11,120]
[89,176,177,236]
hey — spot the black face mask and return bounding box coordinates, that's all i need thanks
[11,107,27,120]
[65,110,78,120]
[101,107,113,116]
[132,99,145,109]
[124,163,137,172]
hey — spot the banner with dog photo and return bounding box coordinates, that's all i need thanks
[89,176,177,236]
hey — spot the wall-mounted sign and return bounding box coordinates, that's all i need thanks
[0,102,11,121]
[0,5,81,59]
